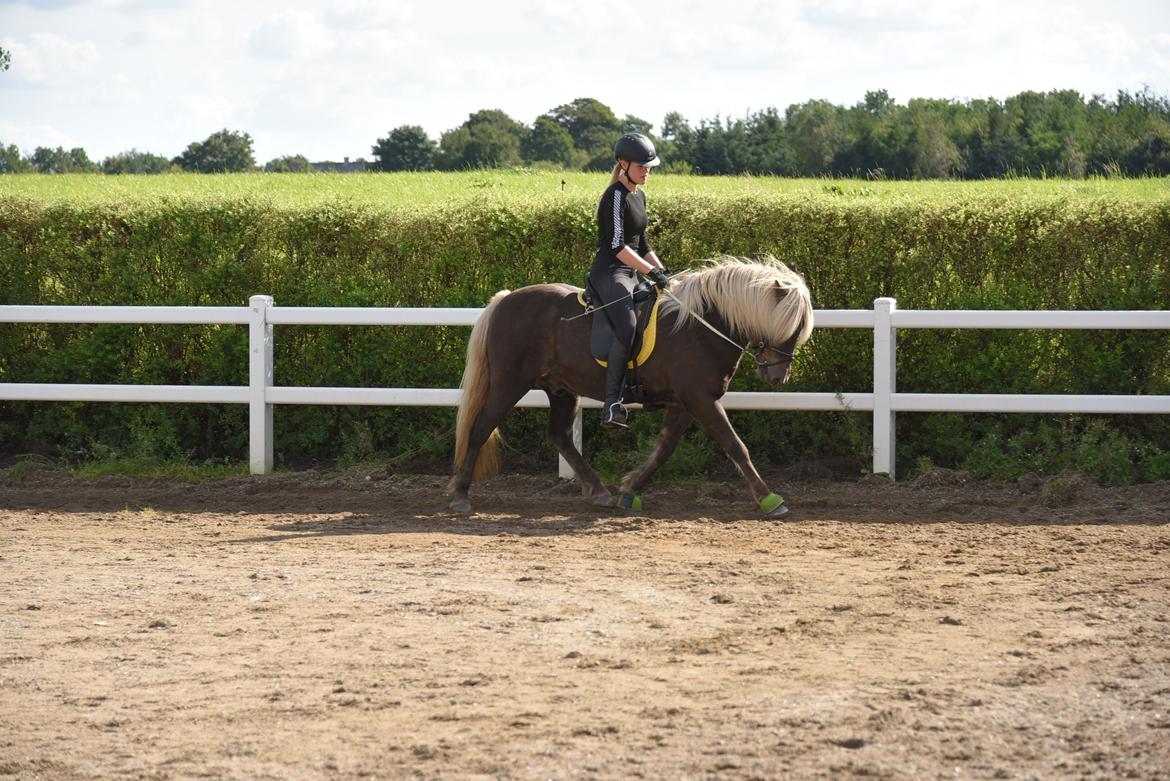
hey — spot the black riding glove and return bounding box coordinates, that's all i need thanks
[647,268,670,289]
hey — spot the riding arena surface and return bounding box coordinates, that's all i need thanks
[1,467,1168,781]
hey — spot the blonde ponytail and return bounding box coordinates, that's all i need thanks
[609,162,623,186]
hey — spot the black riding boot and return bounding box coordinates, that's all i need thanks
[601,340,630,428]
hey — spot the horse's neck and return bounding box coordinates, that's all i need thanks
[680,308,745,374]
[700,307,742,344]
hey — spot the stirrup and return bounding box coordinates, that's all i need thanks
[601,402,630,428]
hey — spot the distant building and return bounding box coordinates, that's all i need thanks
[311,156,369,173]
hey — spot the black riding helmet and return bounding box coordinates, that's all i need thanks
[614,133,661,167]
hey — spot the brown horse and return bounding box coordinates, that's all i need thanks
[448,256,814,516]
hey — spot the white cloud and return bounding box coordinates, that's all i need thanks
[175,93,243,129]
[94,73,143,104]
[248,10,335,60]
[318,26,424,64]
[659,17,808,71]
[325,0,412,30]
[800,0,966,31]
[0,0,85,8]
[2,0,1168,163]
[1031,18,1135,68]
[2,32,99,85]
[533,0,641,32]
[0,120,77,153]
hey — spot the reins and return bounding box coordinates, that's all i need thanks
[661,286,743,352]
[562,294,630,322]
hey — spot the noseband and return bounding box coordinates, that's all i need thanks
[747,340,795,371]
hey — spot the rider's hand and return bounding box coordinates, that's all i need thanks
[647,268,670,289]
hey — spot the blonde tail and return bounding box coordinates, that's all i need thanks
[453,290,510,480]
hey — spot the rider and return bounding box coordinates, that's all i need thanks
[590,132,671,428]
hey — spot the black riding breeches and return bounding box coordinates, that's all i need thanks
[588,260,637,350]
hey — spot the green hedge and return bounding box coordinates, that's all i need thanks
[2,179,1169,482]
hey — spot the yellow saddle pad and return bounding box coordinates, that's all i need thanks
[576,290,661,369]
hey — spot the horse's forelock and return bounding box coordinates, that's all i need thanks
[664,256,813,346]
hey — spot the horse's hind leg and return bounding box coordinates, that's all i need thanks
[546,390,612,506]
[617,404,693,510]
[448,383,528,513]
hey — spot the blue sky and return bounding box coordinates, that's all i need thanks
[2,0,1168,163]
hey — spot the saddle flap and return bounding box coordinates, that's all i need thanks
[588,280,660,367]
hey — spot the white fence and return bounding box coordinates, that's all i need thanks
[3,296,1169,479]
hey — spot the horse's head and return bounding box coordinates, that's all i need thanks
[748,327,802,384]
[662,256,814,384]
[750,272,812,384]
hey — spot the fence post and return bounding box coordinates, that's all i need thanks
[559,408,583,479]
[249,295,274,474]
[873,297,897,478]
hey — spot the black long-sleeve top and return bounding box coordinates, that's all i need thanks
[595,181,653,267]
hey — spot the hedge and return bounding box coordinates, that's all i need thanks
[2,175,1169,482]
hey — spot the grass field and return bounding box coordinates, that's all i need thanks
[1,170,1168,208]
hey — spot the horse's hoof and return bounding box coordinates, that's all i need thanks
[591,494,614,508]
[450,499,472,514]
[763,502,790,518]
[759,491,787,517]
[618,493,643,513]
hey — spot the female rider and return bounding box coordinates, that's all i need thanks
[590,133,670,428]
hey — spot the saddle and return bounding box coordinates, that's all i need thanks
[578,276,663,408]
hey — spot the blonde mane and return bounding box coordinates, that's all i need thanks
[659,255,814,347]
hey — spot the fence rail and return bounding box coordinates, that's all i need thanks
[3,296,1168,479]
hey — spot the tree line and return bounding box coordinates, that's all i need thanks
[0,131,287,175]
[663,88,1170,178]
[2,89,1168,178]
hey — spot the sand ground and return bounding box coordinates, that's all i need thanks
[1,468,1168,780]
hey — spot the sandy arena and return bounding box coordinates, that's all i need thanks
[1,467,1168,780]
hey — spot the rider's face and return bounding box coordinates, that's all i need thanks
[626,162,650,185]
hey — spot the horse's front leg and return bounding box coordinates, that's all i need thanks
[546,390,612,506]
[689,398,789,517]
[616,404,693,512]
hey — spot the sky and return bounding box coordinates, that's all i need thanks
[2,0,1169,164]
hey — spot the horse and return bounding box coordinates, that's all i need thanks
[448,255,814,516]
